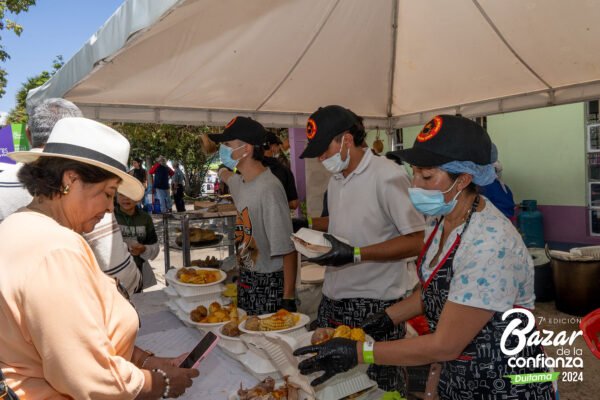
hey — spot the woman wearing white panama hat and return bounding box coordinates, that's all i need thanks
[0,117,198,399]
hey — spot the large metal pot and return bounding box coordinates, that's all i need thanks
[549,255,600,316]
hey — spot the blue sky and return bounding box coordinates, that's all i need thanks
[0,0,124,114]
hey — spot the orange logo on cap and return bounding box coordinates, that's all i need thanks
[306,118,317,140]
[417,116,443,142]
[226,117,237,129]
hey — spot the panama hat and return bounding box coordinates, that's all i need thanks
[9,117,144,200]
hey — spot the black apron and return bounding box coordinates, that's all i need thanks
[417,196,555,399]
[317,295,407,394]
[238,269,284,315]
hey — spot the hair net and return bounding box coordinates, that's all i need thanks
[439,160,496,186]
[490,143,498,163]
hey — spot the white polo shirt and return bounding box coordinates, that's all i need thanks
[323,150,425,301]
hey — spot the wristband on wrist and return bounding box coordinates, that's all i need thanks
[307,216,313,229]
[152,368,170,399]
[363,341,375,364]
[353,247,361,263]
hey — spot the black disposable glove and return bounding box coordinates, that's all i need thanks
[361,310,395,338]
[307,234,354,267]
[293,338,358,386]
[280,298,297,312]
[291,218,309,234]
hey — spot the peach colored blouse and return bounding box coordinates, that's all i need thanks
[0,210,144,399]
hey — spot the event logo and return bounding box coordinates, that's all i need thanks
[500,308,584,385]
[306,118,317,140]
[226,117,237,129]
[416,115,442,142]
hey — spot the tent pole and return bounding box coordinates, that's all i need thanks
[386,0,399,121]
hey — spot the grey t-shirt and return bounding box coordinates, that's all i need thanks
[227,169,294,273]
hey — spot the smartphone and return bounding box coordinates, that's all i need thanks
[179,331,219,368]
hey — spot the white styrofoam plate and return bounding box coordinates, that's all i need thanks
[166,267,226,287]
[301,263,326,284]
[291,228,348,259]
[239,313,310,335]
[163,285,179,299]
[216,326,248,355]
[165,268,225,297]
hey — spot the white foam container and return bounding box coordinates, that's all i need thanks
[165,300,191,325]
[225,331,376,400]
[216,326,248,355]
[276,331,377,400]
[292,228,333,258]
[164,285,179,300]
[165,267,226,297]
[237,349,282,381]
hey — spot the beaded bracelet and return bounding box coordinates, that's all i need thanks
[152,368,170,399]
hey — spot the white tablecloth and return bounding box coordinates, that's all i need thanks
[131,288,383,400]
[133,290,256,399]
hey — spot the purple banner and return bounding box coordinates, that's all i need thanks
[0,125,16,165]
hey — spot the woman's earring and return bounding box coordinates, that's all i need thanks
[62,185,70,195]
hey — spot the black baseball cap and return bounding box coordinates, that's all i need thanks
[300,105,358,159]
[208,116,267,146]
[265,131,283,145]
[387,115,492,167]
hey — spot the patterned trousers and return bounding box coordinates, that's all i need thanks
[317,295,407,394]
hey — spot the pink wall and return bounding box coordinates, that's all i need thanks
[538,205,600,245]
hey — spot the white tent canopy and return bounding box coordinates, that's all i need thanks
[28,0,600,128]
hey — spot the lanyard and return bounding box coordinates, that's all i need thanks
[417,195,480,291]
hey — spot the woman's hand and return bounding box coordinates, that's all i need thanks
[159,364,199,398]
[293,338,359,386]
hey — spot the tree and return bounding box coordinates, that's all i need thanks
[113,123,218,196]
[0,0,37,98]
[6,55,63,124]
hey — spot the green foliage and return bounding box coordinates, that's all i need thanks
[0,0,37,98]
[113,123,218,196]
[6,55,63,124]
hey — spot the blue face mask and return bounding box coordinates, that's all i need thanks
[408,180,462,216]
[219,144,246,170]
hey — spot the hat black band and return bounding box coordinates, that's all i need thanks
[43,143,127,172]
